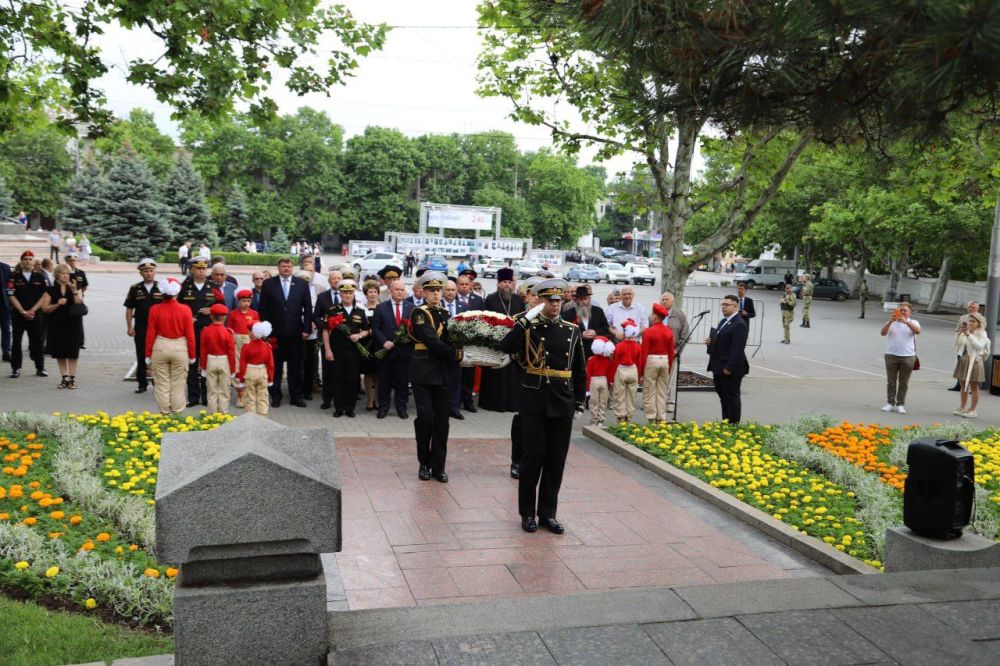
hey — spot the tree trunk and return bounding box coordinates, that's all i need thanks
[885,245,910,302]
[825,255,835,279]
[658,116,701,306]
[927,254,952,313]
[850,249,869,298]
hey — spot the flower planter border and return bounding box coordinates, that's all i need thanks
[582,424,878,575]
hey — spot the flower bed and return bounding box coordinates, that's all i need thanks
[0,411,231,628]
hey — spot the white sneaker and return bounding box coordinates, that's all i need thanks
[895,405,907,414]
[953,409,966,416]
[881,404,894,412]
[963,410,977,418]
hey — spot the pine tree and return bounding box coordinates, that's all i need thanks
[0,173,12,219]
[61,156,105,233]
[219,184,249,251]
[94,147,171,261]
[270,227,291,253]
[163,153,216,248]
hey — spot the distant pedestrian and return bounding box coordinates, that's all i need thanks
[858,279,869,319]
[123,258,162,394]
[953,312,988,418]
[800,275,814,328]
[178,240,191,275]
[48,230,61,262]
[880,302,920,415]
[78,233,91,264]
[949,301,980,392]
[736,282,755,321]
[784,271,793,286]
[779,283,796,344]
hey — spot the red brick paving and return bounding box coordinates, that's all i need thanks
[335,437,803,610]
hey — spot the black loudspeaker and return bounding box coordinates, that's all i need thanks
[903,438,975,539]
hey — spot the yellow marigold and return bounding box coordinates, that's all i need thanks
[0,488,5,499]
[115,546,123,555]
[96,532,111,542]
[48,532,63,539]
[45,566,59,577]
[27,481,40,489]
[29,490,44,500]
[49,510,65,520]
[69,515,82,525]
[38,497,53,507]
[85,598,97,610]
[143,568,160,578]
[166,567,179,578]
[14,561,29,571]
[22,516,37,526]
[26,433,36,441]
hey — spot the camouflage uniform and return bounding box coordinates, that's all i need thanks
[800,277,813,327]
[780,288,796,343]
[859,281,869,319]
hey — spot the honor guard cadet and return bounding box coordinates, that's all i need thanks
[409,271,462,483]
[508,275,543,479]
[7,250,49,378]
[124,259,163,393]
[500,278,586,535]
[178,255,221,406]
[780,283,796,344]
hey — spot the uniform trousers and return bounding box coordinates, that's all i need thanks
[781,310,793,342]
[802,296,812,323]
[133,328,150,389]
[243,364,269,416]
[187,324,208,404]
[588,376,609,426]
[301,338,318,397]
[377,354,410,413]
[665,354,680,410]
[0,305,11,358]
[643,355,670,422]
[151,336,189,414]
[511,413,523,464]
[321,357,335,405]
[412,383,449,472]
[611,365,638,420]
[270,335,303,401]
[234,334,249,407]
[518,413,573,519]
[332,348,361,413]
[205,355,231,414]
[712,372,743,423]
[11,312,45,372]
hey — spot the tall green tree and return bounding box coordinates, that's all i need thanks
[93,109,176,179]
[340,127,422,238]
[91,147,170,260]
[163,154,216,248]
[60,155,107,234]
[219,184,250,251]
[524,150,601,247]
[415,134,469,203]
[0,173,12,219]
[0,124,73,222]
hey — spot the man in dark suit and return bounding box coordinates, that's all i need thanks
[0,260,11,361]
[373,278,414,419]
[736,282,756,321]
[562,285,611,357]
[257,257,313,408]
[455,270,482,412]
[705,294,750,423]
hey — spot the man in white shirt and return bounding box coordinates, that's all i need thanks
[608,286,648,340]
[177,241,191,275]
[48,230,61,262]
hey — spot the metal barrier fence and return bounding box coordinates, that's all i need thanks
[677,296,765,359]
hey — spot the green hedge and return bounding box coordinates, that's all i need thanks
[160,251,292,266]
[88,242,125,262]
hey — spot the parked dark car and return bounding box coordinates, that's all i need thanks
[617,253,639,264]
[565,250,583,264]
[418,254,449,272]
[793,278,850,301]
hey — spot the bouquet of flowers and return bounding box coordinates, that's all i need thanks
[327,313,371,359]
[374,319,411,359]
[448,310,516,367]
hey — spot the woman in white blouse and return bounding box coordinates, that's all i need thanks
[953,312,989,418]
[880,302,920,414]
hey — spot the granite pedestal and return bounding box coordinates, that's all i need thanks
[884,526,1000,572]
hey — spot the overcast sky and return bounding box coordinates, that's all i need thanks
[92,1,695,182]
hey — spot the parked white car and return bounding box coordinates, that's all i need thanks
[597,262,630,284]
[626,262,656,286]
[353,252,404,280]
[512,260,542,279]
[476,258,509,278]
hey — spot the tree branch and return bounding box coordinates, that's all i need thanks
[508,96,627,150]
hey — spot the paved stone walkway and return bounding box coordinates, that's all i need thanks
[329,567,1000,664]
[325,434,825,611]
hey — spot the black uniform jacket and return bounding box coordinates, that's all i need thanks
[123,282,163,329]
[324,304,370,353]
[500,313,586,418]
[408,304,457,386]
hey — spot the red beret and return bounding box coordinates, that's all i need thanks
[209,304,229,316]
[20,250,34,259]
[652,303,669,318]
[236,289,253,299]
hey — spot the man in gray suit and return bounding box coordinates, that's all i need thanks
[659,291,691,415]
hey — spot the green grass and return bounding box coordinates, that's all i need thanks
[0,595,172,666]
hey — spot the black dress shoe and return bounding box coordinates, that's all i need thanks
[346,411,355,418]
[464,405,478,413]
[2,354,10,362]
[397,410,409,420]
[36,369,48,377]
[302,393,313,400]
[320,401,331,409]
[9,370,19,378]
[291,399,307,407]
[271,397,281,408]
[432,470,449,483]
[418,465,431,481]
[521,517,537,533]
[538,517,564,534]
[134,386,147,394]
[510,463,520,479]
[450,410,464,420]
[948,383,961,392]
[377,409,388,419]
[333,410,343,418]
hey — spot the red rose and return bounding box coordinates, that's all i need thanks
[327,313,345,330]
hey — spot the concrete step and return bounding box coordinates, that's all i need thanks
[0,234,50,264]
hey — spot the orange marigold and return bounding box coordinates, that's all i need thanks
[80,540,95,551]
[49,511,65,520]
[96,532,111,542]
[69,515,82,525]
[22,516,37,526]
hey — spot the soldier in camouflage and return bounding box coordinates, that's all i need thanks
[858,279,869,319]
[800,274,813,328]
[780,283,796,344]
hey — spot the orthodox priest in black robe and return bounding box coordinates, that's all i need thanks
[478,267,524,412]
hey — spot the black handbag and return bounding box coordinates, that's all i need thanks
[67,302,89,317]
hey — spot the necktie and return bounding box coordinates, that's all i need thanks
[740,298,744,310]
[395,302,401,326]
[449,302,455,316]
[718,317,728,332]
[282,279,289,300]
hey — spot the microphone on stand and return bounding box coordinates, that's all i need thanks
[696,310,711,317]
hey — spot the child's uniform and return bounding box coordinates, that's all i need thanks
[238,338,275,416]
[640,321,676,422]
[611,333,642,422]
[200,322,236,414]
[226,307,260,407]
[586,338,614,426]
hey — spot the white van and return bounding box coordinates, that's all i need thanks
[733,259,797,289]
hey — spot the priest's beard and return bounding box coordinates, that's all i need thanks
[498,285,512,301]
[576,304,591,320]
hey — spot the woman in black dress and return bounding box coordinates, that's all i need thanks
[39,263,84,388]
[361,280,381,410]
[321,280,372,418]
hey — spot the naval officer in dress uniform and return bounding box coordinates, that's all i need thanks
[123,258,163,393]
[500,278,586,534]
[409,271,462,483]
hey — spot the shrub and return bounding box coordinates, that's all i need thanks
[160,251,291,267]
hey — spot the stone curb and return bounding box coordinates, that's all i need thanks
[582,425,878,576]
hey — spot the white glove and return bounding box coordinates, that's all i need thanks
[525,303,545,321]
[234,381,245,389]
[199,370,206,378]
[266,382,273,388]
[144,357,151,365]
[495,353,511,369]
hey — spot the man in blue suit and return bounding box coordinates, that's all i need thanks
[0,260,11,361]
[455,270,483,412]
[210,263,238,310]
[373,279,414,419]
[705,294,750,423]
[257,258,313,408]
[736,282,756,321]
